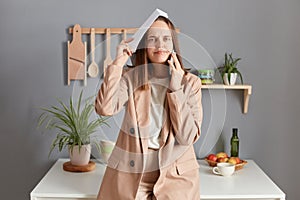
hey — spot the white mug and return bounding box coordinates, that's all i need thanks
[213,163,235,177]
[99,140,115,163]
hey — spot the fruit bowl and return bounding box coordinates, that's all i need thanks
[205,158,248,171]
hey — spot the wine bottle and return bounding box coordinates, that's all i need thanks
[230,128,239,157]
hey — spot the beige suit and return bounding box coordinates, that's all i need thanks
[95,64,203,200]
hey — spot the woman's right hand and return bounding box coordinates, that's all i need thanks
[112,38,134,67]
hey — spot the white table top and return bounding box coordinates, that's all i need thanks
[198,160,285,200]
[31,159,105,199]
[31,159,285,200]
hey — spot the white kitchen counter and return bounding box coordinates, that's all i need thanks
[30,159,285,200]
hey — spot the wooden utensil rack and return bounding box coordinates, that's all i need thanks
[67,26,180,85]
[68,27,180,34]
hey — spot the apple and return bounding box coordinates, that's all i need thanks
[216,152,228,159]
[228,157,241,164]
[217,157,229,163]
[207,154,217,162]
[235,157,241,164]
[228,157,238,165]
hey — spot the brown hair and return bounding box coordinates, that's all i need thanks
[131,16,185,90]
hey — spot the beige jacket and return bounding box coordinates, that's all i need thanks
[95,64,202,200]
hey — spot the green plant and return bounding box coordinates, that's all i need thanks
[37,90,110,157]
[218,53,243,84]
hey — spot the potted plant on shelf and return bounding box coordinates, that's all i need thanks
[37,90,109,166]
[218,53,243,85]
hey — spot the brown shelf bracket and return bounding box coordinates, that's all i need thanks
[202,84,252,114]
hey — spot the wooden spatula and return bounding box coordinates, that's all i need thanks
[123,29,127,41]
[123,29,132,66]
[103,28,113,78]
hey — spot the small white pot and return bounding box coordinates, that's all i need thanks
[69,144,91,166]
[223,73,237,85]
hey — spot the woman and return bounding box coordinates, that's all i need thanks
[95,16,202,200]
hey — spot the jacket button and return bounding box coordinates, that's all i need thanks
[129,128,135,134]
[130,160,135,167]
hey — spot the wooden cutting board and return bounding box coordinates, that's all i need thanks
[67,24,87,85]
[63,161,96,172]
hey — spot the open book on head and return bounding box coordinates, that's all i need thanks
[128,8,168,53]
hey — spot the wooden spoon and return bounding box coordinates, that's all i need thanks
[103,28,113,78]
[87,28,99,77]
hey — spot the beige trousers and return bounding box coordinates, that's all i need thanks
[136,148,159,200]
[135,170,159,200]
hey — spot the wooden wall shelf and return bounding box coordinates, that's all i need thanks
[201,84,252,114]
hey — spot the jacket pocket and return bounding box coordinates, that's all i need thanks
[176,159,199,175]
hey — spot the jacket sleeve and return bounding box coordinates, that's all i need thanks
[95,64,128,116]
[167,74,203,146]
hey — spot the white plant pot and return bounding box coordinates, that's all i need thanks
[69,144,91,166]
[223,73,237,85]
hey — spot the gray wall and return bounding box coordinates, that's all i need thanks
[1,0,299,199]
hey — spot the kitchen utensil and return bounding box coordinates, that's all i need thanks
[123,29,127,41]
[123,29,132,66]
[87,28,99,77]
[103,28,113,78]
[67,24,87,85]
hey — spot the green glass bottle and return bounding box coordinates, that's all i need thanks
[230,128,239,157]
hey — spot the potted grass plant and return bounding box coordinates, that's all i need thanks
[218,53,243,85]
[37,90,109,166]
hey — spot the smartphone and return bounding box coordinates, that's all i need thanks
[169,55,173,64]
[167,51,175,75]
[169,50,175,64]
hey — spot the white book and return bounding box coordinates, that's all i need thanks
[128,8,168,53]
